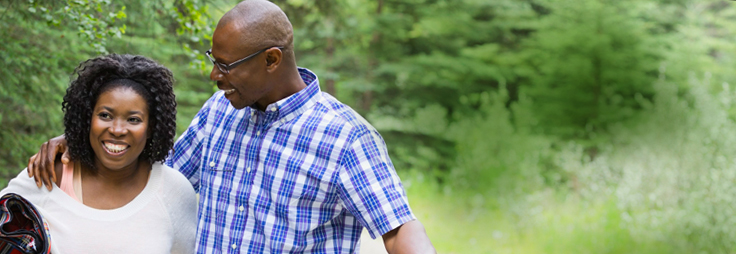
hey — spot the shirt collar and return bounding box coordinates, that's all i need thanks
[257,67,320,121]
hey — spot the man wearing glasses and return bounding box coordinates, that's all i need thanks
[28,0,435,253]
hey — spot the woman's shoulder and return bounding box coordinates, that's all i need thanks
[152,163,196,201]
[0,169,50,203]
[150,163,197,224]
[155,163,194,189]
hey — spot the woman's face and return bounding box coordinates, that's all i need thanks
[89,87,150,171]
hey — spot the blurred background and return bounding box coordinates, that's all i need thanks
[3,0,736,253]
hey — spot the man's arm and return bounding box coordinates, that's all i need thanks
[336,130,436,253]
[383,220,436,254]
[164,92,220,192]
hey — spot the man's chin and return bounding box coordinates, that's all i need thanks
[229,101,248,110]
[225,98,253,110]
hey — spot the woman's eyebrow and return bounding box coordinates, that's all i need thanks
[100,106,145,115]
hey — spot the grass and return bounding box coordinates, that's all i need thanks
[401,170,679,254]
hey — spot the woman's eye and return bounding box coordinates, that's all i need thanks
[98,112,111,119]
[129,117,142,123]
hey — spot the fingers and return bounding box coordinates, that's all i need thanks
[39,142,52,191]
[37,142,49,188]
[51,139,71,185]
[31,152,42,187]
[28,136,68,191]
[39,163,52,191]
[61,151,70,164]
[28,154,36,178]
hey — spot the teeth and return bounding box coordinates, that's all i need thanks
[104,142,128,153]
[223,89,235,95]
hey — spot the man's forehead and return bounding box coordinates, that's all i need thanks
[211,23,255,60]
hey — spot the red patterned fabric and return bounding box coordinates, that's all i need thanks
[0,193,52,254]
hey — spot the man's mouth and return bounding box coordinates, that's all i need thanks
[103,141,129,155]
[223,89,235,95]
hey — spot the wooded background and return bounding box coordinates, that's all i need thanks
[2,0,736,252]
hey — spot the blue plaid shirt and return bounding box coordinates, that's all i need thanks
[166,68,415,253]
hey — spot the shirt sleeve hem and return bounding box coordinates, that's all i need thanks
[367,212,418,239]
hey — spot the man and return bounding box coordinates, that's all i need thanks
[28,0,435,253]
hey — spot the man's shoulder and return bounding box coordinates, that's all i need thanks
[313,92,376,135]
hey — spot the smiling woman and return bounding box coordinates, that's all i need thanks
[0,54,197,253]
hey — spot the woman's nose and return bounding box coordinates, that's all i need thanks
[109,120,128,136]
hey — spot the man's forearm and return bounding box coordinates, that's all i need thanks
[382,220,436,254]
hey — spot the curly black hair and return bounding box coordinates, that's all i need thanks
[62,54,176,172]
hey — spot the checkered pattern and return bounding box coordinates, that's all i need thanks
[0,193,53,254]
[167,68,415,253]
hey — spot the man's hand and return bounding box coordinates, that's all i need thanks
[27,135,69,191]
[382,220,436,254]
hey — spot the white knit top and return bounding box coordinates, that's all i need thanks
[1,163,197,254]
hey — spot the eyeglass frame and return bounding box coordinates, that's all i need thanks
[205,46,284,74]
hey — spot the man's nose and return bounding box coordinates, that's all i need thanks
[210,66,224,81]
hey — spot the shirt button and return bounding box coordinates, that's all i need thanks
[209,161,215,167]
[256,131,260,136]
[239,206,244,211]
[232,244,237,249]
[246,167,251,173]
[270,107,277,112]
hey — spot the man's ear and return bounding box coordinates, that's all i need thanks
[265,47,282,72]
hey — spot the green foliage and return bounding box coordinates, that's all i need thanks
[22,0,129,54]
[607,74,736,253]
[0,0,214,182]
[0,4,91,181]
[520,0,659,137]
[445,83,549,196]
[4,0,736,252]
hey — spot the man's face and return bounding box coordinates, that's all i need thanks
[209,22,271,110]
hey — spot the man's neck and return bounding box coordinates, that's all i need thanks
[254,68,307,111]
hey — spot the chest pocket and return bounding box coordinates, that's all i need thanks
[203,106,256,173]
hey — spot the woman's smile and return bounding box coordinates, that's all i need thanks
[102,141,130,155]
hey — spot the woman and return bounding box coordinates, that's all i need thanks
[1,54,196,253]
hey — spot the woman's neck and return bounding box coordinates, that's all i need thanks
[81,159,152,209]
[89,159,149,186]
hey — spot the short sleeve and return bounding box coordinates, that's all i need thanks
[336,130,416,239]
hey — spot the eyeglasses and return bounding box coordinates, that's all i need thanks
[205,46,284,74]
